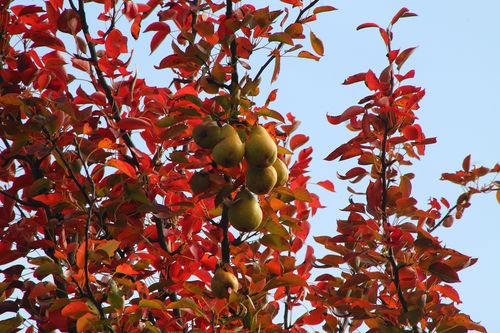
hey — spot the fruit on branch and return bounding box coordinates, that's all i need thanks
[245,125,277,168]
[245,165,277,195]
[272,158,289,187]
[189,171,211,194]
[211,268,239,299]
[212,125,245,168]
[192,120,222,149]
[228,189,262,232]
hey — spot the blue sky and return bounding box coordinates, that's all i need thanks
[269,1,500,330]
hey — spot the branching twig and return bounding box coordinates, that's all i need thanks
[253,0,320,82]
[73,0,139,167]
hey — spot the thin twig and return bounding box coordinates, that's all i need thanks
[253,0,320,82]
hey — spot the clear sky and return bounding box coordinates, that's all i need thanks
[268,0,500,330]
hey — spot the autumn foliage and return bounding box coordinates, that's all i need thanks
[0,1,498,332]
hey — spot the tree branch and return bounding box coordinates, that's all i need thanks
[74,0,139,167]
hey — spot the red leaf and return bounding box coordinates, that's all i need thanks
[428,262,460,283]
[338,167,368,181]
[131,15,142,40]
[32,194,64,205]
[391,7,409,25]
[462,154,471,172]
[402,125,420,140]
[395,47,417,71]
[326,106,364,125]
[105,29,128,58]
[301,308,325,325]
[290,134,309,151]
[108,158,137,179]
[317,180,335,192]
[432,284,462,303]
[391,7,417,26]
[356,22,379,30]
[324,143,349,161]
[144,21,171,33]
[343,72,366,85]
[117,117,152,131]
[364,70,379,90]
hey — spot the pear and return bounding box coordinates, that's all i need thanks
[272,158,289,187]
[211,268,239,299]
[192,121,222,149]
[246,165,277,195]
[212,125,244,168]
[189,171,210,194]
[245,125,277,168]
[228,189,262,232]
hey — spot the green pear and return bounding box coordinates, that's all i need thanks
[245,125,277,167]
[212,125,244,168]
[228,189,262,232]
[192,121,222,149]
[189,171,210,194]
[246,165,277,195]
[211,268,239,299]
[272,158,289,187]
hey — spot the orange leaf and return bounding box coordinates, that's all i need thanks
[77,313,96,332]
[32,193,64,205]
[298,50,320,61]
[497,189,500,205]
[431,284,461,303]
[108,158,137,179]
[317,180,335,192]
[61,301,90,319]
[313,6,337,14]
[116,263,139,275]
[271,49,281,83]
[269,32,294,46]
[310,31,324,56]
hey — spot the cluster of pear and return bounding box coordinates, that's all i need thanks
[192,121,289,233]
[192,121,289,191]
